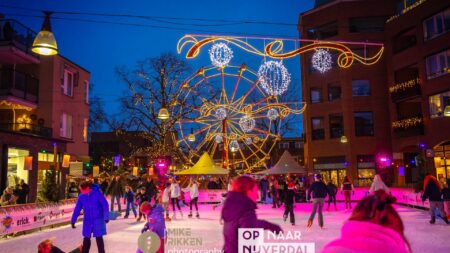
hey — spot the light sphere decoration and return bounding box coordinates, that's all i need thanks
[257,60,291,96]
[245,137,253,145]
[267,108,279,120]
[209,42,233,68]
[229,140,240,152]
[215,134,223,144]
[239,115,255,133]
[214,107,227,120]
[311,49,332,73]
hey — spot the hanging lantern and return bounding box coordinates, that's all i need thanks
[340,135,348,143]
[444,105,450,117]
[239,115,255,133]
[311,49,332,73]
[267,108,279,120]
[188,128,196,142]
[258,61,291,96]
[158,107,170,120]
[215,134,223,144]
[209,42,233,68]
[214,108,227,120]
[229,140,239,152]
[32,12,58,56]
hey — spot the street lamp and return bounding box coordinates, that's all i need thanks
[340,135,348,143]
[188,128,196,142]
[32,11,58,56]
[157,107,170,120]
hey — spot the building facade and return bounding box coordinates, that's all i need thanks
[0,18,90,202]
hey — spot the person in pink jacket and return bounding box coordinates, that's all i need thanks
[321,190,410,253]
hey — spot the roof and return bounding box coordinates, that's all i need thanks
[175,152,229,175]
[257,150,306,175]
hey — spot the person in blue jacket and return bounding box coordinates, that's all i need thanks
[71,181,109,253]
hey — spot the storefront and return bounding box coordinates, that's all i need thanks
[356,155,376,187]
[6,147,30,187]
[433,142,450,184]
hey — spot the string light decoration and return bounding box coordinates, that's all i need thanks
[229,140,240,152]
[311,49,332,73]
[392,117,423,130]
[258,61,291,96]
[267,108,279,120]
[209,42,233,68]
[389,78,421,93]
[239,115,256,133]
[245,137,253,145]
[215,134,223,144]
[214,107,227,120]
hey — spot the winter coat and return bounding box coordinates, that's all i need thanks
[321,221,409,253]
[141,204,166,238]
[189,183,199,198]
[136,192,150,205]
[161,188,170,203]
[259,179,269,192]
[284,189,295,205]
[221,191,282,253]
[326,183,338,196]
[71,188,109,237]
[15,183,29,204]
[422,176,443,202]
[341,181,354,191]
[308,181,328,200]
[106,179,123,197]
[170,183,180,198]
[144,180,157,198]
[443,187,450,201]
[369,175,389,194]
[100,181,108,193]
[124,191,135,203]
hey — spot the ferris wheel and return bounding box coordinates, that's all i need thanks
[175,63,304,173]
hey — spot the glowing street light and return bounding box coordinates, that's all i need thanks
[32,11,58,56]
[157,107,170,120]
[340,135,348,143]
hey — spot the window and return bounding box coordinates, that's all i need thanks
[310,88,322,103]
[278,142,290,149]
[63,69,74,96]
[294,142,302,149]
[307,21,338,39]
[84,81,89,104]
[83,118,88,142]
[328,85,341,101]
[426,49,450,79]
[7,148,30,184]
[60,113,73,138]
[349,16,386,33]
[423,8,450,41]
[38,152,56,162]
[352,80,371,96]
[311,117,325,140]
[357,154,376,187]
[354,112,374,136]
[429,91,450,118]
[329,114,344,139]
[393,28,417,53]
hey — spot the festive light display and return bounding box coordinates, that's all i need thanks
[177,34,385,69]
[209,42,233,68]
[386,0,427,23]
[267,108,279,120]
[239,115,256,133]
[258,61,291,96]
[311,49,332,73]
[245,137,253,145]
[229,140,239,152]
[214,107,227,120]
[389,78,421,93]
[392,117,423,129]
[215,134,223,144]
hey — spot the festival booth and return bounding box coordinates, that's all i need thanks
[175,152,229,203]
[257,151,306,175]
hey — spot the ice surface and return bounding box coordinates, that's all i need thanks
[1,202,449,252]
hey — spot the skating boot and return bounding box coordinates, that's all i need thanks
[326,207,330,211]
[188,212,193,218]
[196,213,200,218]
[307,219,313,228]
[443,216,449,224]
[429,216,436,224]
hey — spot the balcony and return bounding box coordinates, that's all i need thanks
[392,116,424,138]
[387,0,427,23]
[0,19,39,64]
[389,78,421,102]
[0,68,39,104]
[0,123,52,138]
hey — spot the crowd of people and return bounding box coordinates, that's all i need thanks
[0,179,29,206]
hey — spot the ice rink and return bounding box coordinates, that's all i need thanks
[1,202,449,252]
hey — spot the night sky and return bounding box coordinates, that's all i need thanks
[1,0,315,135]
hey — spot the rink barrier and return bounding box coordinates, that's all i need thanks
[0,199,79,236]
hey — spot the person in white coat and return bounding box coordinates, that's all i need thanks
[186,177,200,218]
[369,174,389,194]
[170,178,183,219]
[162,183,171,220]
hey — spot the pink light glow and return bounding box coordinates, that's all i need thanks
[157,163,166,167]
[379,157,387,162]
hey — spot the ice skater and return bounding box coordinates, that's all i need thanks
[283,181,296,225]
[213,178,233,210]
[341,176,354,210]
[170,178,183,219]
[135,187,150,222]
[369,174,389,194]
[71,181,109,253]
[422,173,449,224]
[37,238,82,253]
[161,183,171,221]
[307,174,328,229]
[186,178,200,218]
[124,185,137,219]
[443,179,450,219]
[326,181,338,211]
[137,201,166,253]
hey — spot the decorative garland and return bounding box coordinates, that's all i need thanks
[386,0,427,23]
[389,78,421,94]
[392,117,423,129]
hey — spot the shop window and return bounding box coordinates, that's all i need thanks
[354,112,374,136]
[310,88,322,103]
[329,114,343,139]
[38,152,55,162]
[423,8,450,41]
[429,91,450,118]
[60,113,73,138]
[352,80,371,96]
[311,117,325,140]
[426,49,450,79]
[328,85,341,101]
[7,148,29,186]
[349,16,386,33]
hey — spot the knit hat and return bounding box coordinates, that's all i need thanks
[288,182,295,190]
[140,201,152,215]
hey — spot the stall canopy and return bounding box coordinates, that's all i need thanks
[257,150,306,175]
[175,152,229,175]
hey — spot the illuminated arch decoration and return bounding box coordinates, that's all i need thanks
[174,64,306,173]
[177,34,384,69]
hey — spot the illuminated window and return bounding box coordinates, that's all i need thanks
[38,152,55,162]
[60,113,73,138]
[429,91,450,118]
[423,8,450,41]
[352,80,371,96]
[426,49,450,79]
[83,118,88,142]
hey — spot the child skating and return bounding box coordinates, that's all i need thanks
[137,201,166,253]
[187,177,200,218]
[283,181,296,225]
[124,185,137,219]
